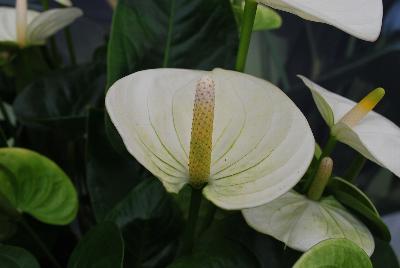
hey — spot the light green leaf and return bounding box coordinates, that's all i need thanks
[0,245,40,268]
[0,148,78,225]
[242,191,374,256]
[293,238,372,268]
[68,222,124,268]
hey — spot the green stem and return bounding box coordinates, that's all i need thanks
[235,0,258,72]
[302,134,337,193]
[20,219,62,268]
[49,37,61,66]
[199,203,217,234]
[64,28,77,65]
[344,153,366,183]
[181,187,202,255]
[305,22,320,79]
[162,0,176,68]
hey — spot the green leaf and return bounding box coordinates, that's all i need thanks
[86,109,141,221]
[0,245,40,268]
[293,238,372,268]
[68,222,124,268]
[371,238,400,268]
[105,177,182,267]
[168,214,259,268]
[328,177,391,241]
[232,2,282,32]
[13,60,105,138]
[106,0,238,152]
[0,148,78,225]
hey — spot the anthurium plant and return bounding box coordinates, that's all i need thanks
[0,0,399,267]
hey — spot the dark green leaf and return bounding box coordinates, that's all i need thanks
[86,109,141,221]
[328,177,391,241]
[68,222,124,268]
[0,245,40,268]
[106,0,238,152]
[328,177,378,214]
[371,238,400,268]
[13,60,105,138]
[0,148,78,225]
[293,239,372,268]
[106,177,182,268]
[168,214,258,268]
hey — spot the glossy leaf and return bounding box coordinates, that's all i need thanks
[13,61,105,138]
[0,148,78,225]
[0,245,40,268]
[328,178,391,241]
[168,215,258,268]
[105,177,182,267]
[86,109,141,221]
[68,222,124,268]
[371,238,400,268]
[328,177,378,214]
[243,191,374,255]
[293,238,372,268]
[106,0,239,153]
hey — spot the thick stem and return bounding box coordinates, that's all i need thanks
[235,0,258,72]
[302,134,337,193]
[64,28,77,65]
[344,153,366,183]
[181,187,202,255]
[199,203,217,234]
[20,219,62,268]
[307,157,333,201]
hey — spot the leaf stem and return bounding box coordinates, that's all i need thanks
[302,134,337,193]
[199,203,217,234]
[20,218,62,268]
[181,187,202,255]
[163,0,176,68]
[235,0,258,72]
[64,28,77,66]
[344,153,366,183]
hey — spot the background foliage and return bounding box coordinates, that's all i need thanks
[0,0,399,267]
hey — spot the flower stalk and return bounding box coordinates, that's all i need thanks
[307,157,333,201]
[344,153,367,182]
[181,187,203,255]
[235,0,258,72]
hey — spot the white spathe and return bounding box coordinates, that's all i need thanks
[257,0,382,41]
[54,0,73,7]
[242,191,374,256]
[0,7,82,46]
[300,76,400,178]
[106,68,315,210]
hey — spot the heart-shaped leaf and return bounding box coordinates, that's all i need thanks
[106,0,238,152]
[105,177,182,267]
[86,109,141,221]
[0,148,78,225]
[0,245,40,268]
[293,238,372,268]
[13,59,105,138]
[328,177,391,241]
[68,222,124,268]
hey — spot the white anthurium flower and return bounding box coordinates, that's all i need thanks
[0,0,82,47]
[257,0,383,41]
[242,191,375,256]
[54,0,73,7]
[106,68,315,210]
[300,76,400,178]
